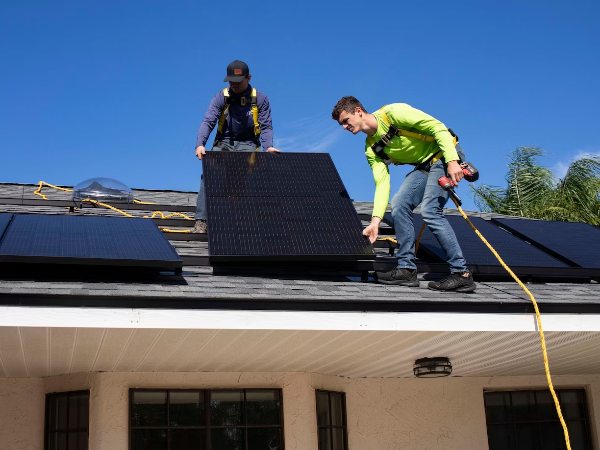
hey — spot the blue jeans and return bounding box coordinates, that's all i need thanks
[390,153,468,273]
[195,140,259,220]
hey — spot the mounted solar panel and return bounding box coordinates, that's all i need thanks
[0,213,182,271]
[203,152,373,264]
[492,218,600,269]
[412,214,578,277]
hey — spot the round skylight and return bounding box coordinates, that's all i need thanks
[72,177,134,203]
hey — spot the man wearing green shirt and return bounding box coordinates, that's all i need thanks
[332,96,476,292]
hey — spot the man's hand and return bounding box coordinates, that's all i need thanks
[266,147,280,153]
[363,216,381,244]
[446,160,464,185]
[195,146,206,160]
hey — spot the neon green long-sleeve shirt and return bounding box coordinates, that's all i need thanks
[365,103,460,219]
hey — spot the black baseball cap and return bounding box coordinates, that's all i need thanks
[224,60,249,82]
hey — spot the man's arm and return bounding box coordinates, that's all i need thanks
[195,92,225,159]
[257,94,279,152]
[364,147,391,243]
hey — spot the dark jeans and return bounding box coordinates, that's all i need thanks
[390,147,468,273]
[195,140,259,220]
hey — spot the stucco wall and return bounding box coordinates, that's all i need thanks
[0,372,599,450]
[0,378,44,450]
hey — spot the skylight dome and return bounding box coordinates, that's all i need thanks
[72,177,134,203]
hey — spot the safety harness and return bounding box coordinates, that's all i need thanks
[217,87,261,138]
[371,108,458,170]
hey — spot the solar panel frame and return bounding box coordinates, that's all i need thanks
[203,152,374,264]
[0,213,13,241]
[0,214,182,270]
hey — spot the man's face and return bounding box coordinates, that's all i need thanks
[229,76,250,94]
[337,108,363,134]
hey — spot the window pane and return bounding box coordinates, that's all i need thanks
[330,394,344,427]
[332,428,345,450]
[131,429,167,450]
[511,391,535,422]
[57,396,68,429]
[316,392,331,427]
[170,429,206,450]
[169,391,204,426]
[484,392,510,423]
[210,427,242,450]
[567,421,592,450]
[210,391,243,426]
[48,399,58,433]
[534,390,555,421]
[132,392,167,427]
[486,424,512,450]
[318,428,332,450]
[77,431,88,450]
[515,423,539,450]
[78,395,89,431]
[539,422,564,450]
[56,431,67,450]
[560,391,585,420]
[246,391,280,425]
[247,427,281,450]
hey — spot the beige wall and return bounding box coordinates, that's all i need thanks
[1,372,599,450]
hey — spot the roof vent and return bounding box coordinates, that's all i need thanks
[72,177,134,204]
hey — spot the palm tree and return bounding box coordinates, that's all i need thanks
[472,147,600,225]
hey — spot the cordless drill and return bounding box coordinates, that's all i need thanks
[438,162,479,206]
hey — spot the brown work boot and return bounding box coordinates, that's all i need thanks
[191,220,207,233]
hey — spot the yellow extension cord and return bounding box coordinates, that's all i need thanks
[378,203,572,450]
[33,181,194,233]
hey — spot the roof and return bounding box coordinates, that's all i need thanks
[1,181,599,314]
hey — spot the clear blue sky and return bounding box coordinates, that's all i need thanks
[2,0,599,211]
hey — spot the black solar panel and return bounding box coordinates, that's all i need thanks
[0,214,182,270]
[492,218,600,269]
[203,152,373,263]
[413,214,570,272]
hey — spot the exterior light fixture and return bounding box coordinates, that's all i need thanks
[413,357,452,378]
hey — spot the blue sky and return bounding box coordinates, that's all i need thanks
[1,0,599,211]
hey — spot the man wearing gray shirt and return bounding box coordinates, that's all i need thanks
[193,60,280,233]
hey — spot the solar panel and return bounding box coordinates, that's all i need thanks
[413,214,571,275]
[203,152,373,263]
[492,218,600,269]
[0,214,182,270]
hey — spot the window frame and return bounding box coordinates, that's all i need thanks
[483,388,594,450]
[129,388,285,450]
[315,389,349,450]
[44,389,90,450]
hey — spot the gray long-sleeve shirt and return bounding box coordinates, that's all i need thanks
[195,85,274,149]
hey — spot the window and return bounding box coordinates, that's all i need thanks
[316,390,348,450]
[45,390,90,450]
[130,389,284,450]
[484,389,593,450]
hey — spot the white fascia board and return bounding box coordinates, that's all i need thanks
[0,307,600,332]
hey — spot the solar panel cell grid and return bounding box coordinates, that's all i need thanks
[0,214,181,268]
[493,218,600,269]
[203,152,373,262]
[414,214,569,268]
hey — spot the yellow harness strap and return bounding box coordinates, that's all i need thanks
[217,88,261,138]
[378,108,458,165]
